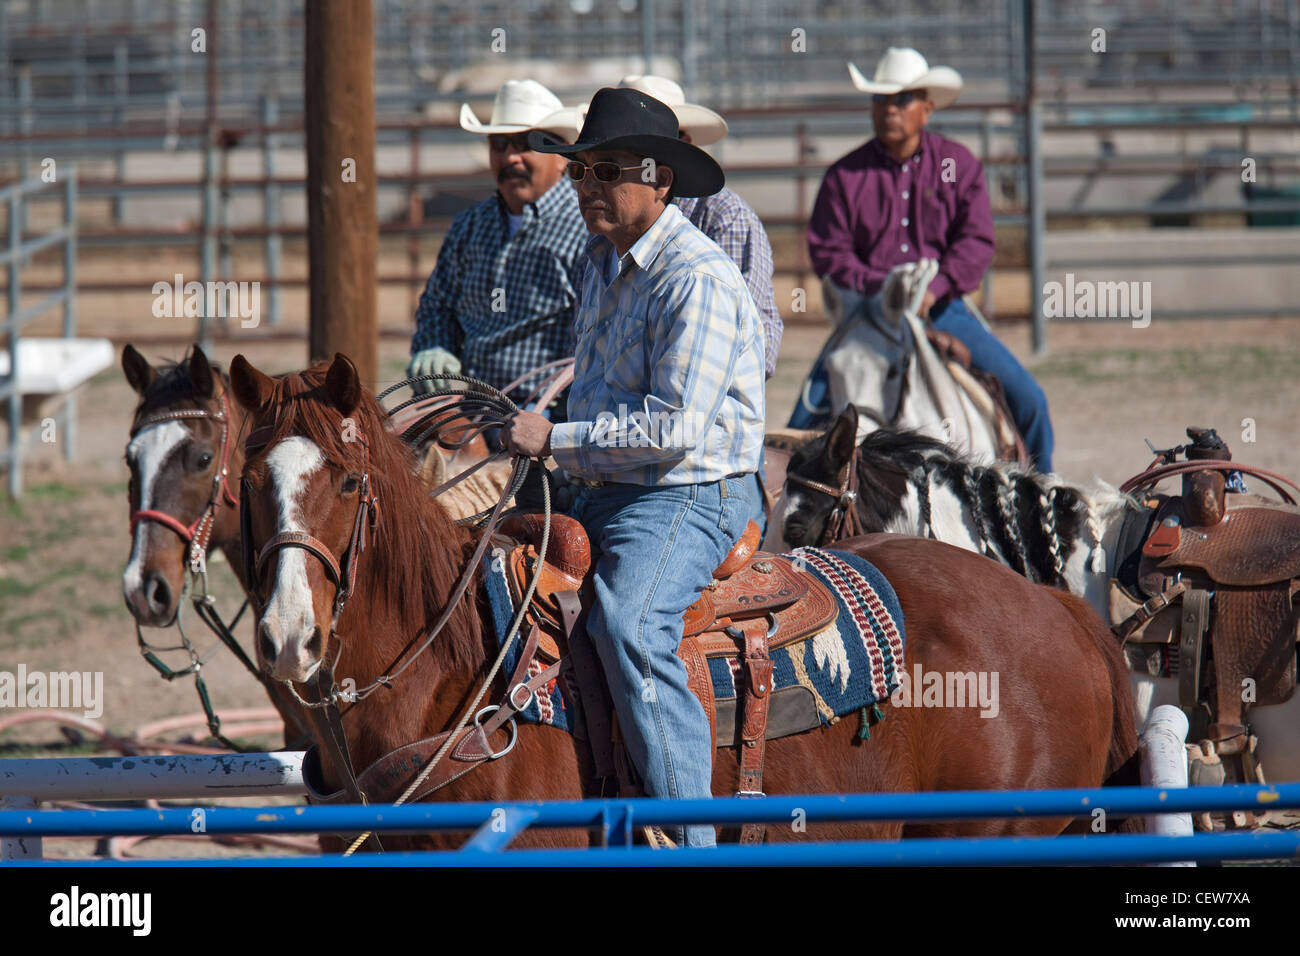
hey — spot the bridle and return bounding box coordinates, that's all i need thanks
[786,445,862,545]
[127,386,263,750]
[241,423,381,641]
[129,388,239,573]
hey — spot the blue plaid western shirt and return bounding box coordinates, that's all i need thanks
[411,177,587,398]
[676,188,783,378]
[549,203,766,486]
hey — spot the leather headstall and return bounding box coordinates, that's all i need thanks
[129,388,239,574]
[786,445,862,545]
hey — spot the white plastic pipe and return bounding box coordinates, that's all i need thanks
[0,751,306,803]
[1139,704,1194,865]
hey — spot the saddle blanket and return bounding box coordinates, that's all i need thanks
[480,545,906,735]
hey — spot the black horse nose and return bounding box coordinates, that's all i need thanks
[144,571,173,617]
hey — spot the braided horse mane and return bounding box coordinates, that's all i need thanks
[788,421,1138,590]
[871,429,1139,587]
[238,359,486,671]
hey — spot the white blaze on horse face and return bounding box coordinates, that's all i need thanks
[261,436,325,680]
[122,420,189,600]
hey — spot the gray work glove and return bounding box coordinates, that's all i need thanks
[406,347,462,395]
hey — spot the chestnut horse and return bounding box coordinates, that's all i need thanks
[230,352,1139,850]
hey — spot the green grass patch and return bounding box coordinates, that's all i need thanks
[1034,345,1300,385]
[25,481,83,503]
[4,543,31,562]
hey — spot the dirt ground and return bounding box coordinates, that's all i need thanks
[4,299,1300,857]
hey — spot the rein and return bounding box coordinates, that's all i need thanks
[786,445,863,545]
[241,376,554,854]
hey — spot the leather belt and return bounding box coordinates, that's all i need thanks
[570,472,749,489]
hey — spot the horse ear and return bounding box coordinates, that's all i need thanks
[121,344,157,396]
[828,405,859,468]
[189,345,215,399]
[229,354,275,413]
[325,353,361,415]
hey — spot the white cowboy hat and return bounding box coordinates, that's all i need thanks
[617,74,728,145]
[459,79,569,136]
[847,47,963,111]
[531,102,588,144]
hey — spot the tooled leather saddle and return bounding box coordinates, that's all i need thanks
[494,512,838,841]
[1111,428,1300,776]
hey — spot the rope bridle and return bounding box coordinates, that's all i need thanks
[786,445,863,545]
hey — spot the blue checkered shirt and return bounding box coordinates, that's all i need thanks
[549,203,766,486]
[411,177,587,398]
[676,188,783,378]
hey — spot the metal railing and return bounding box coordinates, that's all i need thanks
[3,778,1299,865]
[0,169,77,498]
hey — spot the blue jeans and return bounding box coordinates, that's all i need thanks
[570,476,753,848]
[787,298,1054,472]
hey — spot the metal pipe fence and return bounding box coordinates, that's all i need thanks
[1,1,1297,351]
[3,778,1299,865]
[0,169,77,498]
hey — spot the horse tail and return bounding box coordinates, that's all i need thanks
[1048,588,1140,782]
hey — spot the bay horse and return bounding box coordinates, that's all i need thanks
[776,405,1300,786]
[230,351,1138,850]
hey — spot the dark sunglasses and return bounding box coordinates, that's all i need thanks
[565,160,644,184]
[872,90,924,109]
[487,133,533,153]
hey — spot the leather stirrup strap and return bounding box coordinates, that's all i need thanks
[1180,587,1211,712]
[737,618,773,844]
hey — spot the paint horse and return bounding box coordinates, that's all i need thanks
[778,406,1300,797]
[229,351,1139,850]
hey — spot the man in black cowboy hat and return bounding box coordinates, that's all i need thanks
[501,88,767,848]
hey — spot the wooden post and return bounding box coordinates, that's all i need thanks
[304,0,378,387]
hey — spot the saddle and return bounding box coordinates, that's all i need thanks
[1110,428,1300,771]
[495,511,839,842]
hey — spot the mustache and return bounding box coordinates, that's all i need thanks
[497,166,532,183]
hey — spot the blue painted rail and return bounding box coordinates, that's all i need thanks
[2,782,1298,865]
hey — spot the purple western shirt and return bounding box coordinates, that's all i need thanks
[806,129,994,303]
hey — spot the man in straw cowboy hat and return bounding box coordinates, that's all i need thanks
[501,87,766,848]
[615,74,781,538]
[407,79,588,410]
[800,47,1054,470]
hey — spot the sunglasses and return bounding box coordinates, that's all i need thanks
[488,133,533,153]
[565,160,645,184]
[872,90,924,109]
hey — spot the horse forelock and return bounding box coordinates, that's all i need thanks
[248,365,481,670]
[131,354,229,428]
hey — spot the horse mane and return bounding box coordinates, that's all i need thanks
[789,423,1141,587]
[870,428,1139,585]
[249,364,482,669]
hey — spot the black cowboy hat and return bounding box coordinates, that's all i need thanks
[527,87,724,198]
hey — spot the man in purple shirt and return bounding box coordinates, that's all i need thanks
[795,47,1053,471]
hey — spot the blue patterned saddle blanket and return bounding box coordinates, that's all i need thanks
[480,545,906,739]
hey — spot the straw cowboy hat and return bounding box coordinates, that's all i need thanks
[528,87,724,198]
[459,79,580,140]
[847,47,963,110]
[616,75,728,145]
